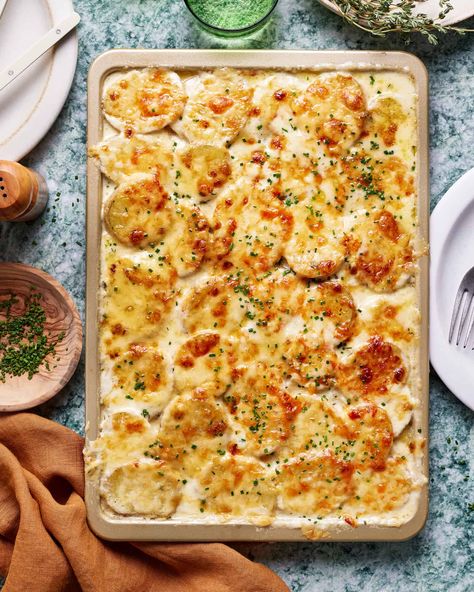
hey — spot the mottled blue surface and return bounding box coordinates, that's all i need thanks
[0,1,473,590]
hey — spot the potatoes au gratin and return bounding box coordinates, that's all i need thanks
[85,66,426,537]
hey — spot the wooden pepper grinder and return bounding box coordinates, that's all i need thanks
[0,161,48,222]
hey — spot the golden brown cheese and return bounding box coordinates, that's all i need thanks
[337,335,408,399]
[102,343,172,417]
[365,97,407,148]
[223,374,300,456]
[105,174,173,248]
[89,132,178,185]
[340,153,415,210]
[283,193,346,279]
[178,145,232,200]
[347,457,416,514]
[303,280,357,343]
[156,389,230,476]
[344,209,414,292]
[278,451,355,516]
[291,74,366,154]
[251,73,305,134]
[89,412,156,469]
[209,179,293,274]
[173,68,253,146]
[101,254,177,351]
[344,402,394,471]
[282,337,337,392]
[103,68,186,133]
[199,456,277,525]
[165,200,210,277]
[174,332,236,396]
[86,67,424,534]
[104,461,182,517]
[181,275,248,334]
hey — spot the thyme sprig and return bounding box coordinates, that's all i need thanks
[331,0,473,44]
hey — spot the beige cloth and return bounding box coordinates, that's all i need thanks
[0,413,289,592]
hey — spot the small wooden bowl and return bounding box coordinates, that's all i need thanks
[0,263,83,411]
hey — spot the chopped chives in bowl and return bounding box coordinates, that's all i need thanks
[0,292,64,382]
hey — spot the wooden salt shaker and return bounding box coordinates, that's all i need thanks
[0,161,48,222]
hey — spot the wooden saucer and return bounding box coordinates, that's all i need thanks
[0,263,83,411]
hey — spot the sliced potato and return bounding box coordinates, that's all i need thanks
[343,402,393,471]
[174,332,236,396]
[101,256,177,351]
[282,337,337,392]
[104,174,172,248]
[165,200,209,277]
[224,378,300,456]
[252,73,305,133]
[177,144,232,201]
[181,275,247,334]
[210,179,293,274]
[173,68,253,146]
[91,412,155,468]
[103,68,186,133]
[283,195,345,279]
[250,269,306,333]
[103,461,181,517]
[303,281,357,344]
[89,133,174,185]
[103,343,172,416]
[157,390,230,476]
[340,153,415,210]
[343,209,414,292]
[337,336,408,398]
[374,391,415,437]
[365,96,407,148]
[348,457,415,514]
[199,456,277,524]
[278,451,355,516]
[291,73,366,154]
[284,398,393,472]
[283,398,346,457]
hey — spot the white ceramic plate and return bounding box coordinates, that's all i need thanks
[0,0,78,161]
[430,167,474,411]
[319,0,474,27]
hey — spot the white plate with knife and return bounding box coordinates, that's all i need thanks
[0,0,79,161]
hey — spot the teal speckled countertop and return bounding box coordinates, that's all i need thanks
[0,1,473,590]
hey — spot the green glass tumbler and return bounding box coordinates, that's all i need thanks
[184,0,279,37]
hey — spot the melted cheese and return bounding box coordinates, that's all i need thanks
[102,68,186,133]
[174,332,236,396]
[102,343,173,417]
[86,67,425,537]
[172,68,253,146]
[88,132,176,185]
[209,177,293,274]
[103,461,182,517]
[199,456,278,525]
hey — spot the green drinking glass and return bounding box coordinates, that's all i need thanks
[184,0,279,37]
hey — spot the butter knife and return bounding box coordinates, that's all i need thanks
[0,0,8,19]
[0,12,80,92]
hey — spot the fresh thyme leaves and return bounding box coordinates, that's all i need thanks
[0,292,65,382]
[331,0,473,44]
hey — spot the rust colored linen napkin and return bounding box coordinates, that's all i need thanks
[0,413,289,592]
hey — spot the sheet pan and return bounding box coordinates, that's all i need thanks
[86,49,429,542]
